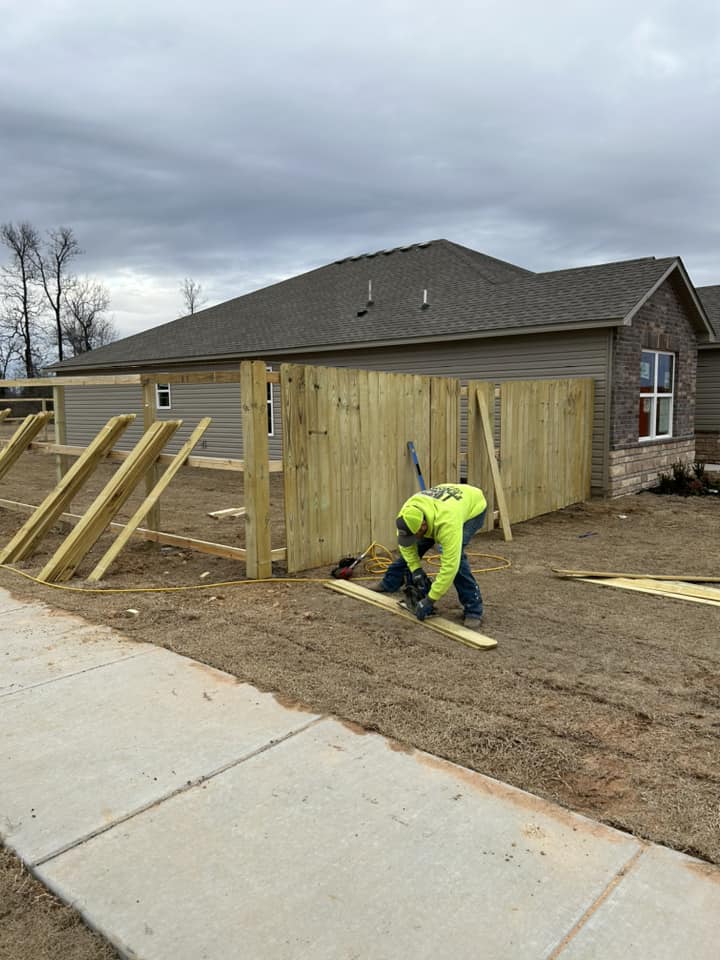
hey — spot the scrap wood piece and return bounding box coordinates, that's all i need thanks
[0,408,11,422]
[577,577,720,607]
[325,579,497,650]
[0,411,53,481]
[0,414,136,564]
[88,417,212,582]
[208,507,247,518]
[554,567,720,584]
[39,419,182,583]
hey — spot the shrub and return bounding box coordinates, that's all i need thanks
[652,460,720,497]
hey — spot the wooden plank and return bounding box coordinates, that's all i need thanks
[240,360,272,579]
[208,507,247,518]
[466,381,495,533]
[0,412,54,482]
[0,408,11,422]
[52,385,70,483]
[0,414,136,563]
[577,577,720,607]
[0,497,289,563]
[477,389,512,541]
[20,441,280,472]
[554,567,720,583]
[139,370,280,385]
[88,418,212,581]
[281,364,309,574]
[142,380,160,530]
[325,580,497,650]
[0,375,143,387]
[39,420,181,582]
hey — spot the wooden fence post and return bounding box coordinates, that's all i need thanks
[142,380,160,530]
[52,385,70,483]
[240,360,272,579]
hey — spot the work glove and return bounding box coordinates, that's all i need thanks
[411,568,432,598]
[414,596,435,621]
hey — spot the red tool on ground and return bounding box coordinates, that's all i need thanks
[330,545,373,579]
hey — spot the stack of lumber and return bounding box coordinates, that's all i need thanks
[554,568,720,607]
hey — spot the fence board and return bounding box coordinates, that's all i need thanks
[467,382,497,533]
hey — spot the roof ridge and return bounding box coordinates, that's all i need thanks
[440,240,534,282]
[536,256,675,279]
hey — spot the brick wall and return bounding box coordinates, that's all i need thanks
[608,275,698,494]
[695,432,720,463]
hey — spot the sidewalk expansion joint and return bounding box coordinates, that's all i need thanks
[0,650,154,700]
[32,713,325,868]
[546,844,648,958]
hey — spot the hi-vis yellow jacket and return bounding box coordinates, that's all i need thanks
[398,483,487,602]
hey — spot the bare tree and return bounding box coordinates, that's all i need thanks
[0,301,22,378]
[31,226,81,363]
[1,221,41,377]
[62,278,116,355]
[180,277,207,315]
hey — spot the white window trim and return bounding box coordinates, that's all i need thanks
[155,383,172,410]
[266,367,274,437]
[639,350,674,442]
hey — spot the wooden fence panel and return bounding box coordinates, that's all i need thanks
[429,376,460,486]
[282,364,440,573]
[499,378,594,523]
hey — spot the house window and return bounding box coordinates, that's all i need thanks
[266,368,274,436]
[639,350,674,440]
[155,383,172,410]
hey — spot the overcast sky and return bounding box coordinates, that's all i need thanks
[1,0,719,337]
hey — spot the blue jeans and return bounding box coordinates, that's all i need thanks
[381,511,485,617]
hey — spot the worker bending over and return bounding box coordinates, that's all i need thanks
[373,482,487,629]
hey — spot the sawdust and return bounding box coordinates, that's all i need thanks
[0,449,719,956]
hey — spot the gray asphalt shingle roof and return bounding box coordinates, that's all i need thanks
[698,286,720,338]
[53,239,688,371]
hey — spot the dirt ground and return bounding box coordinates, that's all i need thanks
[1,448,719,958]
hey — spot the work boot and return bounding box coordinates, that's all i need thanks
[369,581,393,593]
[463,615,484,630]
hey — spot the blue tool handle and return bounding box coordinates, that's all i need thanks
[407,441,426,491]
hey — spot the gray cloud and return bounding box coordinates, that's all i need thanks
[2,0,719,335]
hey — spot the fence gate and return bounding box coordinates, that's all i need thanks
[498,378,594,523]
[281,363,459,573]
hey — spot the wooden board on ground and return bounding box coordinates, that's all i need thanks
[554,567,720,583]
[325,579,497,650]
[577,577,720,607]
[208,507,247,518]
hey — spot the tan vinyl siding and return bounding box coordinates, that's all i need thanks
[695,348,720,431]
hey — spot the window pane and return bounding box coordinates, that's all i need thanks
[640,352,655,393]
[657,354,674,393]
[656,396,671,435]
[639,396,653,437]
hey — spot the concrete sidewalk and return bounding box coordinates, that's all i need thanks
[1,587,718,959]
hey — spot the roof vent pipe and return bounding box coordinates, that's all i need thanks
[368,279,374,305]
[421,288,429,309]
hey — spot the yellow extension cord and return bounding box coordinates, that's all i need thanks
[0,542,510,595]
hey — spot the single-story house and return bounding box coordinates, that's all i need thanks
[51,239,716,496]
[695,285,720,463]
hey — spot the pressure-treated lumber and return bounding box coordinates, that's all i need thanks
[88,418,212,581]
[325,579,497,650]
[476,389,512,541]
[0,408,11,422]
[577,577,720,606]
[39,419,181,582]
[0,414,136,563]
[208,507,247,518]
[0,496,287,564]
[554,567,720,584]
[0,412,53,481]
[240,360,272,579]
[24,440,283,473]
